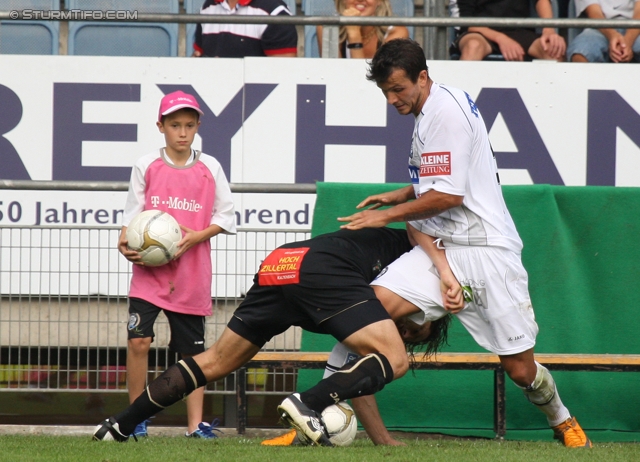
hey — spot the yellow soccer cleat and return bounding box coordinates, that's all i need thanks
[552,417,593,448]
[261,429,299,446]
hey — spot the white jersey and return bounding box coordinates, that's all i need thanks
[408,83,523,253]
[574,0,636,19]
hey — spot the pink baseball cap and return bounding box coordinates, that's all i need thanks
[158,91,204,121]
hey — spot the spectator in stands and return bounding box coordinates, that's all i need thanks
[450,0,566,61]
[566,0,640,63]
[192,0,298,57]
[317,0,410,58]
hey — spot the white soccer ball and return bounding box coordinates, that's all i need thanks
[321,401,357,446]
[126,210,181,267]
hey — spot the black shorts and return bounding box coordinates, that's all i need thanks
[127,297,206,355]
[451,28,540,60]
[227,249,391,347]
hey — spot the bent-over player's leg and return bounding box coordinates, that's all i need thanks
[278,311,407,446]
[278,291,409,446]
[93,327,260,441]
[297,318,407,411]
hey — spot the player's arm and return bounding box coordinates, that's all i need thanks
[339,189,463,230]
[351,395,405,446]
[353,185,416,210]
[406,225,464,313]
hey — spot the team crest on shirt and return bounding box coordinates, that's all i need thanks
[420,152,451,176]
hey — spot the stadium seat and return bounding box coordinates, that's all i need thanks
[0,0,60,54]
[66,0,179,56]
[184,0,297,57]
[303,0,413,58]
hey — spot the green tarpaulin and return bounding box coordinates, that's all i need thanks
[298,182,640,442]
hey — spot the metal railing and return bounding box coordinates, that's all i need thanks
[2,10,639,60]
[0,180,317,194]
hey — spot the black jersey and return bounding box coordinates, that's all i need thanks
[229,228,412,346]
[279,228,412,284]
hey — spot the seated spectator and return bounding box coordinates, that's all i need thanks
[317,0,410,58]
[567,0,640,63]
[193,0,298,57]
[450,0,566,61]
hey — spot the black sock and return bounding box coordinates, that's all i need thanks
[299,353,394,413]
[114,357,207,435]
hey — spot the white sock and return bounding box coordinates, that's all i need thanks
[521,362,571,427]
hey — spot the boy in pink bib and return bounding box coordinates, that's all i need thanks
[118,91,236,439]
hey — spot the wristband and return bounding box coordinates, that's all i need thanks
[347,43,363,49]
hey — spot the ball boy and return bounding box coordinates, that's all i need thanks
[118,91,236,439]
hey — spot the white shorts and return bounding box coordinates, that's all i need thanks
[374,244,538,355]
[371,246,449,325]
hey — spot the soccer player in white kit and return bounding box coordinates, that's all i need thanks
[338,38,592,448]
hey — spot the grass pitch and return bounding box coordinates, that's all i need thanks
[0,435,637,462]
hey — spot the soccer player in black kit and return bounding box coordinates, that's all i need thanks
[94,227,462,446]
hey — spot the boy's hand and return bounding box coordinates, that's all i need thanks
[173,225,202,259]
[117,235,144,265]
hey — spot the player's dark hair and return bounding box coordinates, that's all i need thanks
[405,314,451,371]
[366,38,428,85]
[160,107,201,124]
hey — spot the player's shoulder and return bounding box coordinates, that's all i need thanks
[429,83,479,121]
[432,83,468,105]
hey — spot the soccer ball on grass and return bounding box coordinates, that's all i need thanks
[321,401,358,446]
[126,210,181,267]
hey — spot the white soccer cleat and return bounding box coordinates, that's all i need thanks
[92,417,129,442]
[277,393,333,447]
